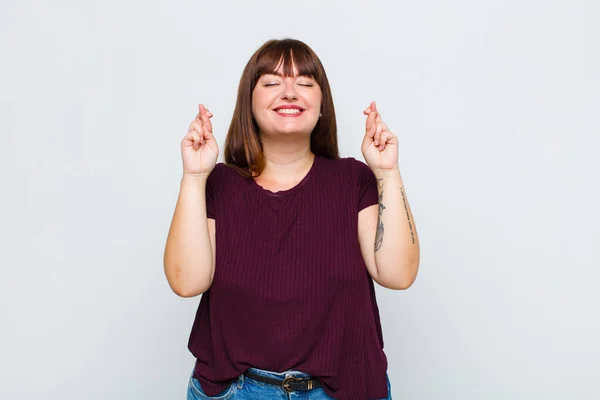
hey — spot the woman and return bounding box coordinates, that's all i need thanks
[164,38,420,400]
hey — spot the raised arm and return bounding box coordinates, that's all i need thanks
[359,101,420,289]
[164,104,219,297]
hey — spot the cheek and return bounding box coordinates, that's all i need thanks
[253,91,273,111]
[251,95,266,117]
[309,90,323,109]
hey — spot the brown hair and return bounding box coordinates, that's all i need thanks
[224,38,339,178]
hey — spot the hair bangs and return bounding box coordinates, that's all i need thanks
[253,40,323,84]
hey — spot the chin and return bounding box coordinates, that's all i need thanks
[275,128,313,136]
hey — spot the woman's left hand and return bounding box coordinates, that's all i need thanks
[361,101,399,171]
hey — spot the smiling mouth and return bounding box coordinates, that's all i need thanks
[273,108,305,116]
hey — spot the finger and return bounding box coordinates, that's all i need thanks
[184,130,196,143]
[190,120,203,134]
[373,115,383,144]
[378,131,391,150]
[184,130,201,150]
[366,111,377,138]
[199,104,213,135]
[193,131,202,149]
[382,130,398,149]
[373,102,383,122]
[198,127,209,146]
[189,120,207,147]
[190,110,212,139]
[374,118,384,146]
[196,104,213,121]
[371,102,381,136]
[363,101,373,115]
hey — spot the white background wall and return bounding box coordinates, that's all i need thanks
[1,0,598,398]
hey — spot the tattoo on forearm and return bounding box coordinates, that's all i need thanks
[375,190,385,252]
[401,186,416,244]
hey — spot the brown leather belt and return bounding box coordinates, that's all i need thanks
[244,370,322,393]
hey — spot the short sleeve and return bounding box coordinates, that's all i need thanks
[354,158,379,212]
[205,166,219,219]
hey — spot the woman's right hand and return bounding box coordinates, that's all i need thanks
[181,104,219,177]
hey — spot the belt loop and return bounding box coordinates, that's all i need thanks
[236,373,244,389]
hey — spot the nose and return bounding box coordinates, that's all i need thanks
[280,79,298,100]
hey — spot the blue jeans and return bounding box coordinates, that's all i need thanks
[187,365,392,399]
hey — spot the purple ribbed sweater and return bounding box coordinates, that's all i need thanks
[188,155,389,399]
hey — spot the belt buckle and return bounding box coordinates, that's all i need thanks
[282,376,307,393]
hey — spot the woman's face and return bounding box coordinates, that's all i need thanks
[252,62,322,139]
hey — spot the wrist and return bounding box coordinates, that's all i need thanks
[373,166,401,179]
[182,172,209,183]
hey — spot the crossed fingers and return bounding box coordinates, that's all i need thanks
[364,101,390,150]
[188,104,213,149]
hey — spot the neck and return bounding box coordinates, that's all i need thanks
[258,136,314,181]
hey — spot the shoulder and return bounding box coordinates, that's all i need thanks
[208,162,247,179]
[344,156,371,172]
[316,156,375,195]
[211,162,234,174]
[319,156,369,173]
[206,162,246,191]
[332,156,375,185]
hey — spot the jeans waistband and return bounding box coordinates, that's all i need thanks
[246,366,313,380]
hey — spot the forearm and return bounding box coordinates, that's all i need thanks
[373,167,420,289]
[163,175,214,297]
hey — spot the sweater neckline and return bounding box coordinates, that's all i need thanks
[251,155,319,197]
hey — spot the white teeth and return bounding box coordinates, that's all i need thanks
[276,109,302,114]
